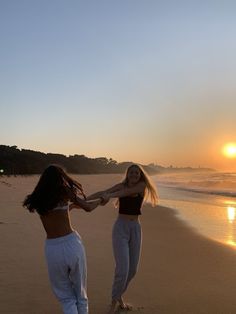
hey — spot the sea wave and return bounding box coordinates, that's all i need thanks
[155,171,236,198]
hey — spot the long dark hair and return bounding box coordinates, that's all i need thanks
[23,165,85,215]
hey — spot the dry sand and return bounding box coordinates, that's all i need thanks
[1,174,236,314]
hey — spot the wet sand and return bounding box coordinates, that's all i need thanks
[1,175,236,314]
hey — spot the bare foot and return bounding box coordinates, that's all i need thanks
[118,298,133,311]
[107,300,119,314]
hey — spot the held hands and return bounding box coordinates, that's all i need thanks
[69,192,109,212]
[86,191,110,206]
[86,191,104,201]
[99,192,110,206]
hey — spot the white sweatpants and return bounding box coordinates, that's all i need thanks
[112,217,142,301]
[45,231,88,314]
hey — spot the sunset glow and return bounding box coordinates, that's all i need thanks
[223,143,236,159]
[1,2,236,170]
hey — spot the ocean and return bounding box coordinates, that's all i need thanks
[154,171,236,248]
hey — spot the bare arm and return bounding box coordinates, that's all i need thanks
[86,183,124,200]
[105,182,146,199]
[70,196,102,212]
[105,183,124,193]
[86,191,105,200]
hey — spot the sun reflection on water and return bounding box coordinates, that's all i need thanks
[226,203,236,247]
[227,206,235,223]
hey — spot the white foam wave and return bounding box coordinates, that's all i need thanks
[154,171,236,198]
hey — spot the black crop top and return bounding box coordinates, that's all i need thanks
[119,194,144,215]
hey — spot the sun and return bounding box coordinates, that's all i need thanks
[222,143,236,158]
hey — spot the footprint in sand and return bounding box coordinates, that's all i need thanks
[0,181,12,187]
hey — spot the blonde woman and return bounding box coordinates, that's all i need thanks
[87,164,158,313]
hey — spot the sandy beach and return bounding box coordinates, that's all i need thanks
[1,174,236,314]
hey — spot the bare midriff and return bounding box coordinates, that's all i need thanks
[40,211,74,239]
[118,213,139,221]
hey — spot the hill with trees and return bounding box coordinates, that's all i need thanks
[0,145,214,175]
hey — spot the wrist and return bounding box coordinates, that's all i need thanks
[99,196,105,203]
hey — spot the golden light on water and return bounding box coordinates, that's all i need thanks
[227,239,236,247]
[227,205,236,247]
[222,143,236,158]
[227,206,236,223]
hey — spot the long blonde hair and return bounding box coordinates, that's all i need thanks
[123,164,159,206]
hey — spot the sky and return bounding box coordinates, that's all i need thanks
[1,0,236,170]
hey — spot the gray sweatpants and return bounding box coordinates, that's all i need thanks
[112,217,142,300]
[45,231,88,314]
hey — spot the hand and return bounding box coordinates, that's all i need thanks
[100,193,110,206]
[86,191,103,201]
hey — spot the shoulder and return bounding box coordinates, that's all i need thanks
[127,181,146,193]
[138,182,146,196]
[137,181,146,190]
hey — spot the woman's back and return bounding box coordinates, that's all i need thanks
[40,208,74,239]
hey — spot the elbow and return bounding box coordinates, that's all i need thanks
[84,205,93,212]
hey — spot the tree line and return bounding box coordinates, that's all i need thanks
[0,145,214,175]
[0,145,160,175]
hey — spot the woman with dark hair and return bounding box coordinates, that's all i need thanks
[87,164,158,313]
[23,164,102,314]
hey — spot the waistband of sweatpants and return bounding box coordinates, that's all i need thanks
[45,230,81,245]
[116,216,140,224]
